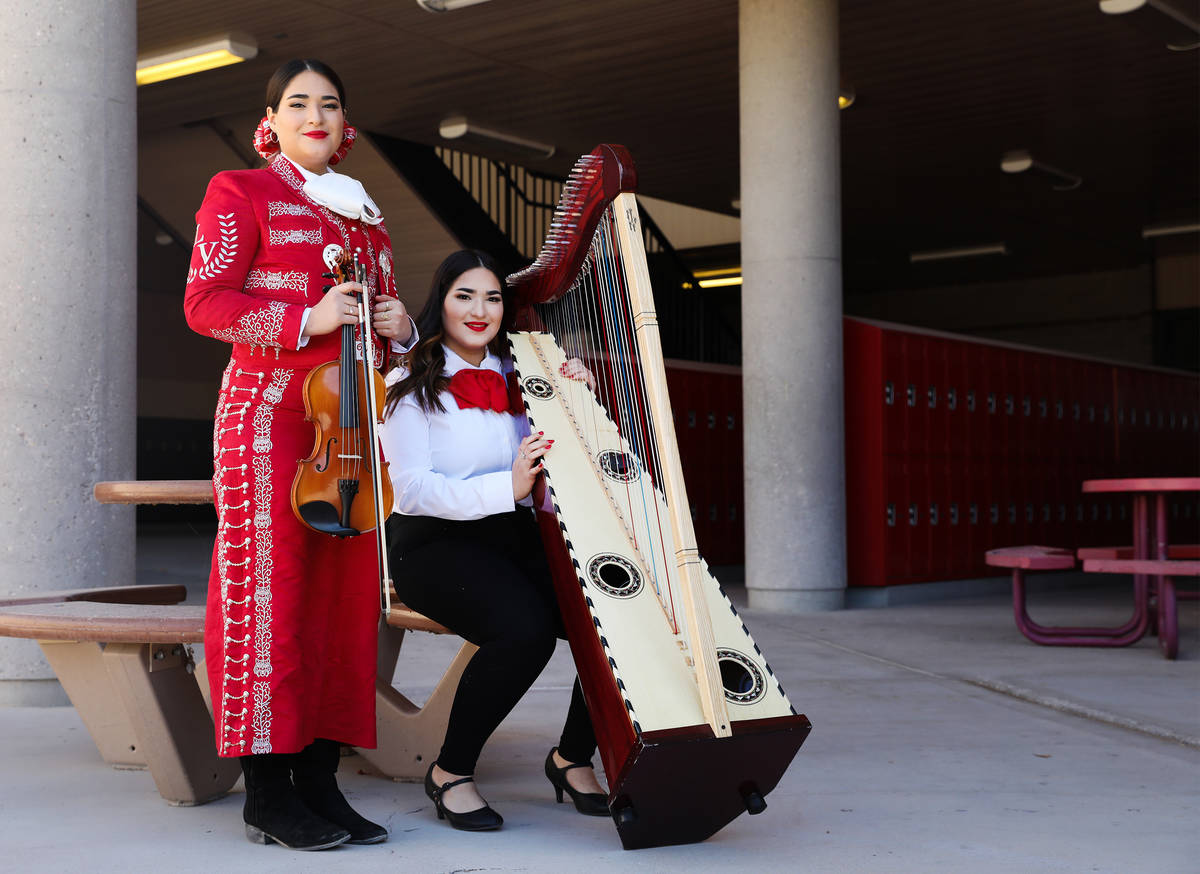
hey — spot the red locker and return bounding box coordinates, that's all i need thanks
[970,457,999,565]
[926,456,953,579]
[884,457,911,585]
[1013,349,1036,468]
[945,339,970,461]
[881,328,909,457]
[992,346,1016,466]
[906,456,933,582]
[925,336,950,459]
[905,333,930,459]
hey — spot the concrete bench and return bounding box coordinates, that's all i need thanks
[12,479,480,803]
[0,584,192,773]
[0,596,474,804]
[0,600,234,805]
[0,584,188,608]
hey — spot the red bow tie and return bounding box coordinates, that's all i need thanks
[448,369,523,415]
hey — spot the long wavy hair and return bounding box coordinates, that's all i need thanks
[385,249,513,414]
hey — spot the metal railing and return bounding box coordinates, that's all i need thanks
[434,146,740,363]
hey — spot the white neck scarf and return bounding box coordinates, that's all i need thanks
[302,171,383,225]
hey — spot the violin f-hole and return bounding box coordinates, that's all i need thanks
[314,436,338,472]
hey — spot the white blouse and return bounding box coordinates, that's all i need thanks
[380,345,531,520]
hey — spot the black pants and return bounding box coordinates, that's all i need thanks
[386,510,597,776]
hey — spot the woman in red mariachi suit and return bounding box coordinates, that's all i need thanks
[184,59,414,851]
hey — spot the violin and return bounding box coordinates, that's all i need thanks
[291,248,394,541]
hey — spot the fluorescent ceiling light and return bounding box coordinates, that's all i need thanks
[693,267,743,288]
[137,35,257,86]
[1142,221,1200,238]
[417,0,494,12]
[698,276,743,289]
[910,244,1007,263]
[438,116,555,158]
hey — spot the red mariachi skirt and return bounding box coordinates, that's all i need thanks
[205,350,379,757]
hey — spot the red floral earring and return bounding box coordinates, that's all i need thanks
[253,116,280,161]
[329,124,358,166]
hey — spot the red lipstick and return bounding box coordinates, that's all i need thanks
[465,322,488,332]
[303,131,329,139]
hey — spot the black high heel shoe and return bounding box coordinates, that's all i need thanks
[423,763,504,831]
[544,748,609,817]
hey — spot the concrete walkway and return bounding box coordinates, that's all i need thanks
[1,526,1197,873]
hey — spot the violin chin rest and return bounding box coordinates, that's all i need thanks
[297,500,361,538]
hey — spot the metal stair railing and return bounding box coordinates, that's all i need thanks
[433,145,741,363]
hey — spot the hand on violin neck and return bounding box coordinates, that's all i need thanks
[372,294,412,344]
[302,283,361,337]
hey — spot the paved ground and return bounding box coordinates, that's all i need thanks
[1,525,1197,873]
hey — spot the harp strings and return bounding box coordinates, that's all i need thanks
[533,206,680,631]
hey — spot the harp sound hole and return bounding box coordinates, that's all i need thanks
[587,554,643,598]
[523,376,555,399]
[598,450,639,483]
[716,649,766,705]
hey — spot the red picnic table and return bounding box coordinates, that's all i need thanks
[985,477,1199,660]
[1077,477,1200,659]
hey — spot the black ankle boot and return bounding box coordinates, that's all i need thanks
[292,739,388,844]
[240,754,351,850]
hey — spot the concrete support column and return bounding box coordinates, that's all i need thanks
[740,0,846,611]
[0,0,137,703]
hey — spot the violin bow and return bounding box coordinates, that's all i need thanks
[353,249,395,615]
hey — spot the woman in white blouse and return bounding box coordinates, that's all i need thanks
[379,250,608,831]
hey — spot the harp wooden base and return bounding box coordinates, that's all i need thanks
[608,715,811,850]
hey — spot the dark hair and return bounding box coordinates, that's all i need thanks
[385,249,512,415]
[265,59,347,111]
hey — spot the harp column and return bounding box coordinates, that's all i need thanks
[0,0,137,702]
[739,0,847,611]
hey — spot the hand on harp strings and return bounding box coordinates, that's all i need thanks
[559,357,597,391]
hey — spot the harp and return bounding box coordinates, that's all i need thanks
[506,145,811,850]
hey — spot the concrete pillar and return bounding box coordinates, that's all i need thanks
[0,0,137,703]
[739,0,846,611]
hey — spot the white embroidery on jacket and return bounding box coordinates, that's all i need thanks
[269,228,323,246]
[245,359,288,754]
[245,268,308,293]
[211,300,289,346]
[262,369,291,405]
[213,362,256,755]
[191,212,239,282]
[268,201,316,219]
[251,680,273,754]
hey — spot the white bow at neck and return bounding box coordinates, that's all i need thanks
[302,172,383,225]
